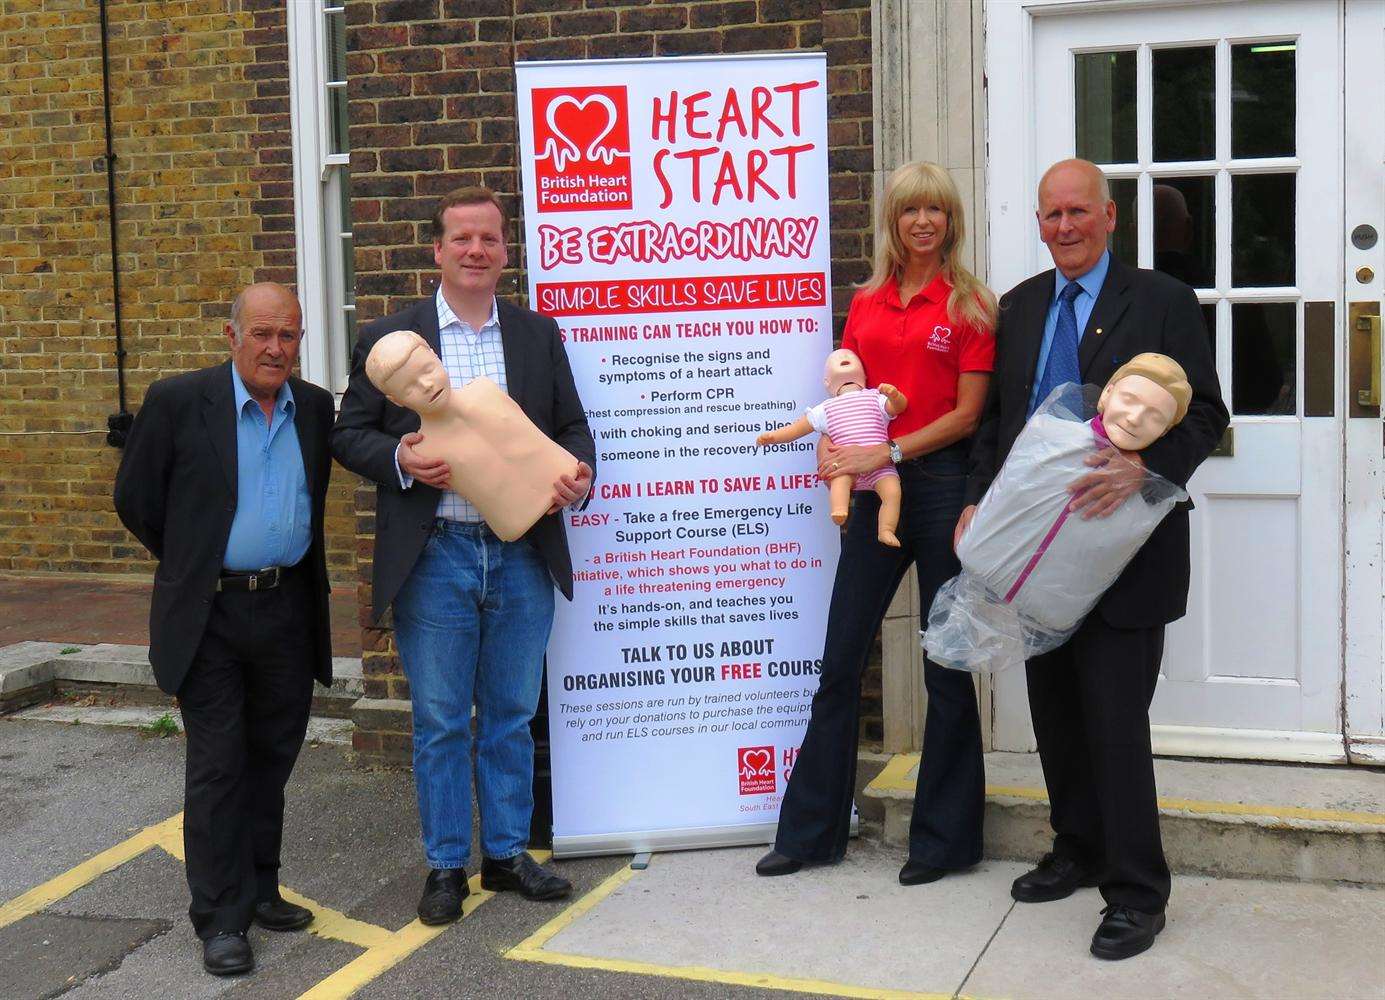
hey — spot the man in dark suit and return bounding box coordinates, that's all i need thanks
[114,282,335,976]
[332,187,595,925]
[959,160,1228,960]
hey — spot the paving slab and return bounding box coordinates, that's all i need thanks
[965,874,1385,1000]
[0,912,171,1000]
[537,842,1015,997]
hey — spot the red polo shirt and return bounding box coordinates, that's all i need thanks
[840,273,995,438]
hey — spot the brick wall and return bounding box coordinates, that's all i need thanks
[344,0,880,759]
[0,0,355,584]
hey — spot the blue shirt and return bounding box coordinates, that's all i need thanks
[1028,249,1111,413]
[223,366,311,571]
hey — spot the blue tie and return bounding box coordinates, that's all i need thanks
[1033,281,1083,414]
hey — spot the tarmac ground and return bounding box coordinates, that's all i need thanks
[4,711,1385,1000]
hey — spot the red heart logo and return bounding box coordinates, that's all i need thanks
[546,94,619,169]
[742,748,771,774]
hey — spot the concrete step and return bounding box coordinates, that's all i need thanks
[863,751,1385,886]
[9,702,354,746]
[0,641,363,718]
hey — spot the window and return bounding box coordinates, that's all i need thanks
[288,0,355,394]
[1074,39,1299,416]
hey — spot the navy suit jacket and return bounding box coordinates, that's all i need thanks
[966,257,1229,628]
[114,362,335,694]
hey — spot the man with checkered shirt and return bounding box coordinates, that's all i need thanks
[332,187,596,924]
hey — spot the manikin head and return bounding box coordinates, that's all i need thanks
[1097,353,1193,450]
[366,330,452,415]
[824,349,867,396]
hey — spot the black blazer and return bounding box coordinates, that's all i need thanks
[114,362,336,694]
[966,256,1229,629]
[331,296,597,619]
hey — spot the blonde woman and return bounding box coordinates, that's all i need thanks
[758,162,997,884]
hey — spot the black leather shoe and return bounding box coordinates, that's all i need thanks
[898,859,948,885]
[202,931,253,976]
[254,896,313,932]
[417,868,469,925]
[481,853,571,900]
[1090,904,1166,960]
[1010,852,1102,903]
[755,850,804,877]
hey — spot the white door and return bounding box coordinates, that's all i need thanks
[1343,0,1385,764]
[987,0,1373,763]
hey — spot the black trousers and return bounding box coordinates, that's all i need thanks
[178,565,315,939]
[774,446,985,867]
[1026,614,1170,914]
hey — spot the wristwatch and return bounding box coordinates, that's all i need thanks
[888,441,903,464]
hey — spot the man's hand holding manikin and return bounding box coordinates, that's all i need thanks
[954,354,1191,549]
[369,330,590,539]
[398,429,590,513]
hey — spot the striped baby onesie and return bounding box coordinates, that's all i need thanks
[805,388,898,490]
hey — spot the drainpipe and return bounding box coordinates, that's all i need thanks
[98,0,132,447]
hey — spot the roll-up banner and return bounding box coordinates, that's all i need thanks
[516,53,839,857]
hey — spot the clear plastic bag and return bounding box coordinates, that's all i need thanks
[922,383,1188,673]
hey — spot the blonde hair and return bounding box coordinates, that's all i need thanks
[862,161,998,332]
[1105,353,1193,425]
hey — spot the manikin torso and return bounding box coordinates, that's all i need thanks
[368,332,578,542]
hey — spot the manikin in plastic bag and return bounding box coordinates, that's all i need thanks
[923,353,1192,672]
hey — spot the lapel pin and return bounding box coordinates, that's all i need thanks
[1094,328,1103,335]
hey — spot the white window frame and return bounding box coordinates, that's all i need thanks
[288,0,354,395]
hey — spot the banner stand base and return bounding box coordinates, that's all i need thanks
[552,816,859,860]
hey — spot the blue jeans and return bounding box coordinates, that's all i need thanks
[392,521,556,869]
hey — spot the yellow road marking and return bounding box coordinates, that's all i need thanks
[145,816,394,951]
[279,887,394,950]
[153,817,184,860]
[296,851,552,1000]
[0,813,184,930]
[869,753,1385,828]
[506,861,971,1000]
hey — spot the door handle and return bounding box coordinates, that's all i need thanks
[1348,301,1381,417]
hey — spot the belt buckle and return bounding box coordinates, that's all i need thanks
[248,572,259,592]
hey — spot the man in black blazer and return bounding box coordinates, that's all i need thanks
[114,282,334,976]
[960,160,1228,960]
[332,187,595,925]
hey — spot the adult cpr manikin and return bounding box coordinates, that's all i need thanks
[756,348,907,546]
[366,330,580,542]
[923,354,1192,672]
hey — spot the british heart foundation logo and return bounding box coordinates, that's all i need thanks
[738,746,777,795]
[531,85,632,213]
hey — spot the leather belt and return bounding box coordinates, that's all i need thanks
[216,566,283,592]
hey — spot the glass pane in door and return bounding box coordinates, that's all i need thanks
[1152,46,1215,161]
[1232,42,1296,158]
[1076,50,1137,163]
